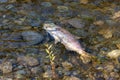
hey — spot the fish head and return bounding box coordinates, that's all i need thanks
[43,23,58,31]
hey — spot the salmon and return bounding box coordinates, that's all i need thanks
[43,23,92,63]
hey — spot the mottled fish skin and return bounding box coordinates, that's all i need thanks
[43,23,92,63]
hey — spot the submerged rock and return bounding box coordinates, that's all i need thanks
[21,31,44,45]
[62,61,73,70]
[0,61,13,73]
[43,70,53,78]
[0,0,8,3]
[107,49,120,59]
[57,6,69,12]
[63,18,85,28]
[63,76,81,80]
[41,2,52,7]
[17,56,39,67]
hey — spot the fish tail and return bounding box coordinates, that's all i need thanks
[78,50,92,64]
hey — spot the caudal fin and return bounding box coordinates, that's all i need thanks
[79,51,93,64]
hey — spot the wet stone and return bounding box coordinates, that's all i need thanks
[107,49,120,59]
[43,70,53,78]
[41,2,52,7]
[14,69,26,79]
[57,6,69,12]
[80,0,89,4]
[0,61,13,73]
[41,7,55,16]
[21,31,44,45]
[17,56,39,67]
[64,18,85,28]
[31,66,42,74]
[98,28,113,39]
[62,61,73,70]
[63,76,81,80]
[0,0,8,3]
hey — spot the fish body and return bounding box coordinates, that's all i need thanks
[43,23,92,63]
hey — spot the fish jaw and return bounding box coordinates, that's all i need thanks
[43,23,58,31]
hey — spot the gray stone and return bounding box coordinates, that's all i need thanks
[0,0,8,3]
[21,31,44,45]
[107,49,120,59]
[17,56,39,67]
[0,61,13,73]
[62,61,73,70]
[63,18,85,28]
[57,6,69,12]
[41,2,52,7]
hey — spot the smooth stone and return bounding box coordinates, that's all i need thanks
[21,31,44,45]
[62,61,73,70]
[57,6,69,12]
[107,49,120,59]
[41,2,52,7]
[63,18,85,28]
[17,56,39,67]
[0,0,8,3]
[0,61,13,73]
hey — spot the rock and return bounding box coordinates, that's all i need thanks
[62,61,73,70]
[93,20,104,26]
[15,69,26,79]
[21,31,44,45]
[0,61,13,73]
[41,7,55,16]
[5,4,14,10]
[43,70,53,78]
[51,0,63,4]
[29,19,41,27]
[17,56,39,66]
[107,49,120,59]
[98,28,113,39]
[57,6,69,12]
[31,66,42,74]
[105,20,116,26]
[63,76,81,80]
[104,63,114,72]
[80,0,89,4]
[41,2,52,7]
[0,0,8,3]
[63,18,85,28]
[116,44,120,49]
[112,11,120,21]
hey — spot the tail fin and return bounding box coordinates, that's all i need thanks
[78,50,92,64]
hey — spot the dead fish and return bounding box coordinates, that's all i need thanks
[43,23,92,63]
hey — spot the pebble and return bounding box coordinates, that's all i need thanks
[116,44,120,49]
[41,2,52,7]
[57,6,69,12]
[93,20,104,26]
[43,70,53,78]
[98,28,113,39]
[112,11,120,20]
[107,49,120,59]
[63,18,85,28]
[63,76,81,80]
[0,0,8,3]
[62,61,73,70]
[30,66,42,74]
[21,31,44,45]
[80,0,89,4]
[17,56,39,67]
[15,69,26,79]
[0,61,13,73]
[5,4,14,10]
[104,63,114,72]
